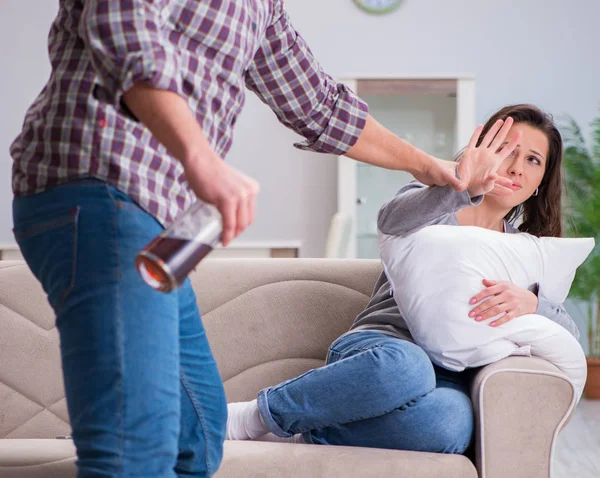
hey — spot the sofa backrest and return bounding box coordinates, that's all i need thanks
[0,259,381,438]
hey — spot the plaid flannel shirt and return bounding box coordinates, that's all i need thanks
[11,0,368,226]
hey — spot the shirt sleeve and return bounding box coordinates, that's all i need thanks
[377,181,483,237]
[244,0,368,155]
[80,0,183,109]
[508,224,581,340]
[533,283,581,340]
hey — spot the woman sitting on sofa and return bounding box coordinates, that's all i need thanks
[226,104,580,454]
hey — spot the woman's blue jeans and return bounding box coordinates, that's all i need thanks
[258,331,474,454]
[12,179,227,477]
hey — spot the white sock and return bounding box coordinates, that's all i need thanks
[256,432,306,444]
[226,400,268,440]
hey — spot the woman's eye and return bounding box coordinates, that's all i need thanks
[528,156,541,165]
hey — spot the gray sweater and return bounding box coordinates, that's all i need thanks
[349,181,580,342]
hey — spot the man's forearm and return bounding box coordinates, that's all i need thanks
[345,114,431,174]
[122,83,216,168]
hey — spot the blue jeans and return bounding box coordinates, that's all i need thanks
[12,179,227,477]
[258,331,474,454]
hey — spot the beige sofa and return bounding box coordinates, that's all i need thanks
[0,259,577,478]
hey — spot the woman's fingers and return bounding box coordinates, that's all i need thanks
[486,177,514,196]
[477,303,510,321]
[470,294,501,318]
[470,282,505,305]
[480,119,504,148]
[486,189,512,197]
[490,311,517,327]
[467,124,484,149]
[495,176,514,188]
[489,117,514,151]
[497,130,522,159]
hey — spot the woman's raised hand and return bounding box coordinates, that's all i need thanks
[458,117,521,197]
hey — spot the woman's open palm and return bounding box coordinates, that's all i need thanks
[458,117,521,197]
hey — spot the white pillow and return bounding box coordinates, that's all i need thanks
[379,225,594,400]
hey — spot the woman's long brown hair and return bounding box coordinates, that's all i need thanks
[477,104,564,237]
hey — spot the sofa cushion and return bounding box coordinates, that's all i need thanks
[215,441,477,478]
[0,439,77,478]
[0,262,70,439]
[0,259,382,437]
[0,439,478,478]
[191,259,381,402]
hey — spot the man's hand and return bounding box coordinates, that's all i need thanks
[458,118,520,197]
[182,155,260,246]
[412,156,465,191]
[122,83,260,246]
[469,279,539,327]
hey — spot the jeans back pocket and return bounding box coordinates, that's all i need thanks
[13,206,80,314]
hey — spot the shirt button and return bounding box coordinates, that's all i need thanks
[251,22,257,32]
[231,117,237,126]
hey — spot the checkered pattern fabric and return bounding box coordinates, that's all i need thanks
[11,0,368,226]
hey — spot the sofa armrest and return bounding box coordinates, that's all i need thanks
[470,356,576,478]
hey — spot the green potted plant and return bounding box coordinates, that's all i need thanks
[562,111,600,399]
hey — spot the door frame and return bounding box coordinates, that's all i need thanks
[337,73,476,258]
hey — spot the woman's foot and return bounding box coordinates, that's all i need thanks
[226,400,268,440]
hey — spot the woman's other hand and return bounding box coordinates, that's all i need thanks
[468,279,538,327]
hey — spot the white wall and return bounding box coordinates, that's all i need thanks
[0,1,59,246]
[2,0,599,260]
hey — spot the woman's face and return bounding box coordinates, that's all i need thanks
[491,122,549,209]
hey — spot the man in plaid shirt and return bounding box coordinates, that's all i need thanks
[11,1,468,476]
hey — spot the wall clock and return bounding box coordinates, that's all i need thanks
[353,0,403,15]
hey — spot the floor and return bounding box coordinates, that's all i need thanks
[553,398,600,477]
